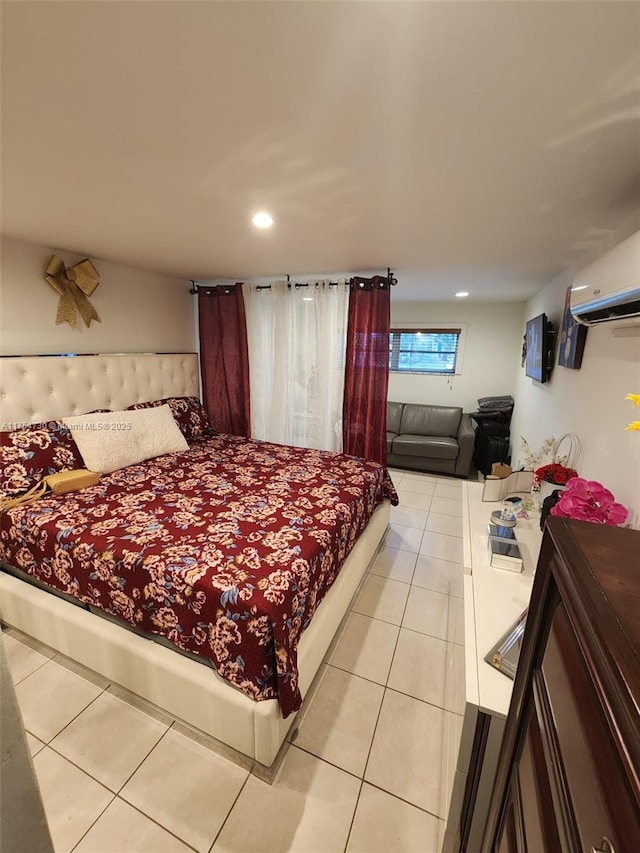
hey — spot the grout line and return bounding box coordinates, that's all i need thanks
[68,791,118,853]
[74,794,200,853]
[363,778,448,822]
[325,660,389,691]
[44,738,123,795]
[293,738,450,824]
[343,779,365,853]
[358,568,413,782]
[122,799,202,852]
[41,686,108,748]
[114,723,173,795]
[207,772,252,852]
[383,675,465,718]
[289,742,368,785]
[323,657,464,718]
[5,654,52,687]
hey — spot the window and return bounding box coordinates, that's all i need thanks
[389,328,462,374]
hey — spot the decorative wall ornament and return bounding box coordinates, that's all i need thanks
[557,285,587,369]
[44,255,101,329]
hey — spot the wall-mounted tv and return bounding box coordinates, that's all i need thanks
[525,313,553,383]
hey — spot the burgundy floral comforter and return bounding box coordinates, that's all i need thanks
[0,434,397,716]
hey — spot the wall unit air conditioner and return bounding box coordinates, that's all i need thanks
[570,230,640,326]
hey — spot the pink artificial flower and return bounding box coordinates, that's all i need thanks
[550,477,628,526]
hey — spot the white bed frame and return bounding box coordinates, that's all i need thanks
[0,353,389,767]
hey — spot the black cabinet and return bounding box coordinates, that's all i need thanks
[470,408,512,476]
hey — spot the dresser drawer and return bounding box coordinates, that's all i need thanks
[541,601,640,852]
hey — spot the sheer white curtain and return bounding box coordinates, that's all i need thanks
[243,280,349,451]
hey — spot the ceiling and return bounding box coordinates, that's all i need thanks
[2,1,639,302]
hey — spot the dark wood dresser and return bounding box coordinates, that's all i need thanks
[481,517,640,853]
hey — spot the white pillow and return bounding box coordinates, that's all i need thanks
[63,405,189,474]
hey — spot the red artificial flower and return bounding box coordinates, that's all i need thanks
[532,463,578,491]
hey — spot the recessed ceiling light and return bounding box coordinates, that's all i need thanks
[252,212,273,229]
[455,291,469,298]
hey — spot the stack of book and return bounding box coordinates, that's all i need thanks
[487,523,523,572]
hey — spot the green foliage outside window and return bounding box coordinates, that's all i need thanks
[389,329,461,374]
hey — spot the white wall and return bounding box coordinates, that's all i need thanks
[510,212,640,525]
[389,300,526,412]
[0,236,195,355]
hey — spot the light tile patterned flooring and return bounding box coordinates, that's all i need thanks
[4,469,465,853]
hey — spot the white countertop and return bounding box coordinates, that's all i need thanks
[462,481,543,718]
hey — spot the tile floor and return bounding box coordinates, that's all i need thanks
[3,469,466,853]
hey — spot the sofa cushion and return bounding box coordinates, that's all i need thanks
[386,431,397,456]
[387,402,404,435]
[399,404,462,438]
[392,434,459,460]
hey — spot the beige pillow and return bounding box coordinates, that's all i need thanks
[63,405,189,474]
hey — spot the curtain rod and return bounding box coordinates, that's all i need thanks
[256,275,347,292]
[189,269,397,295]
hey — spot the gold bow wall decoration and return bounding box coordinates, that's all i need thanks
[44,255,101,329]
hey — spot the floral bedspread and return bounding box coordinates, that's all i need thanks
[0,434,397,716]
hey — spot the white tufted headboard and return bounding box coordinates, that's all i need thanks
[0,353,199,427]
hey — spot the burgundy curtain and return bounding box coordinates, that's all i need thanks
[342,275,391,465]
[198,284,251,436]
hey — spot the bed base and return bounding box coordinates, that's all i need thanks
[0,501,389,767]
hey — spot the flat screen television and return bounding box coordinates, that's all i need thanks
[525,313,553,383]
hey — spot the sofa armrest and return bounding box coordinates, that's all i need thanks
[454,413,477,477]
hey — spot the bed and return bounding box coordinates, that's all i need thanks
[0,353,393,768]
